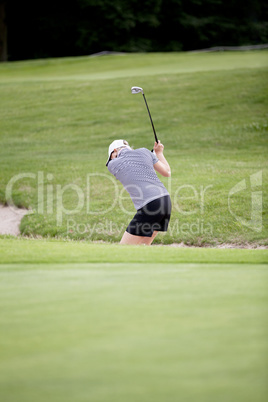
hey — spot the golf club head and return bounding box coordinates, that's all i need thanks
[131,86,144,94]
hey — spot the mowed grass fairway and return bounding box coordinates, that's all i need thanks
[0,51,267,244]
[0,239,267,402]
[0,52,267,401]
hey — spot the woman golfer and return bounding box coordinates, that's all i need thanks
[106,139,171,245]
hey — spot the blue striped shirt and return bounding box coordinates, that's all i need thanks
[107,147,169,210]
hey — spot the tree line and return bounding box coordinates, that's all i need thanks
[1,0,267,61]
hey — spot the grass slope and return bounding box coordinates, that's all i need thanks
[1,51,267,81]
[0,237,267,264]
[0,51,267,245]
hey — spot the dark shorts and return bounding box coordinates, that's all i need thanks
[126,195,172,237]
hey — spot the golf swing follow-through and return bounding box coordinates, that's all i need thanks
[131,86,158,143]
[106,86,172,246]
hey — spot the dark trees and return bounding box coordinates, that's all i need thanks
[3,0,268,61]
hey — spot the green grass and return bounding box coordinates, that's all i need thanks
[0,238,267,402]
[1,51,267,401]
[0,258,267,402]
[0,237,267,264]
[1,51,267,81]
[0,51,268,246]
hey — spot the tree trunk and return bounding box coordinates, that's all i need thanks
[0,2,7,62]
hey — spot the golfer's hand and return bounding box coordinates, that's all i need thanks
[154,140,164,154]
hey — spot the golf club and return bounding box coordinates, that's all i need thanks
[131,86,159,143]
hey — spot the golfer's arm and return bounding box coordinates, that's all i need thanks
[154,152,171,177]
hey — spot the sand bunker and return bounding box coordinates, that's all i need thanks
[0,205,29,236]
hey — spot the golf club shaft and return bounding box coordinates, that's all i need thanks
[142,93,158,143]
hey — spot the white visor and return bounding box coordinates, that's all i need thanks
[106,139,130,166]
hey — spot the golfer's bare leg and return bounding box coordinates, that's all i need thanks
[139,231,158,245]
[120,231,142,245]
[120,231,158,245]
